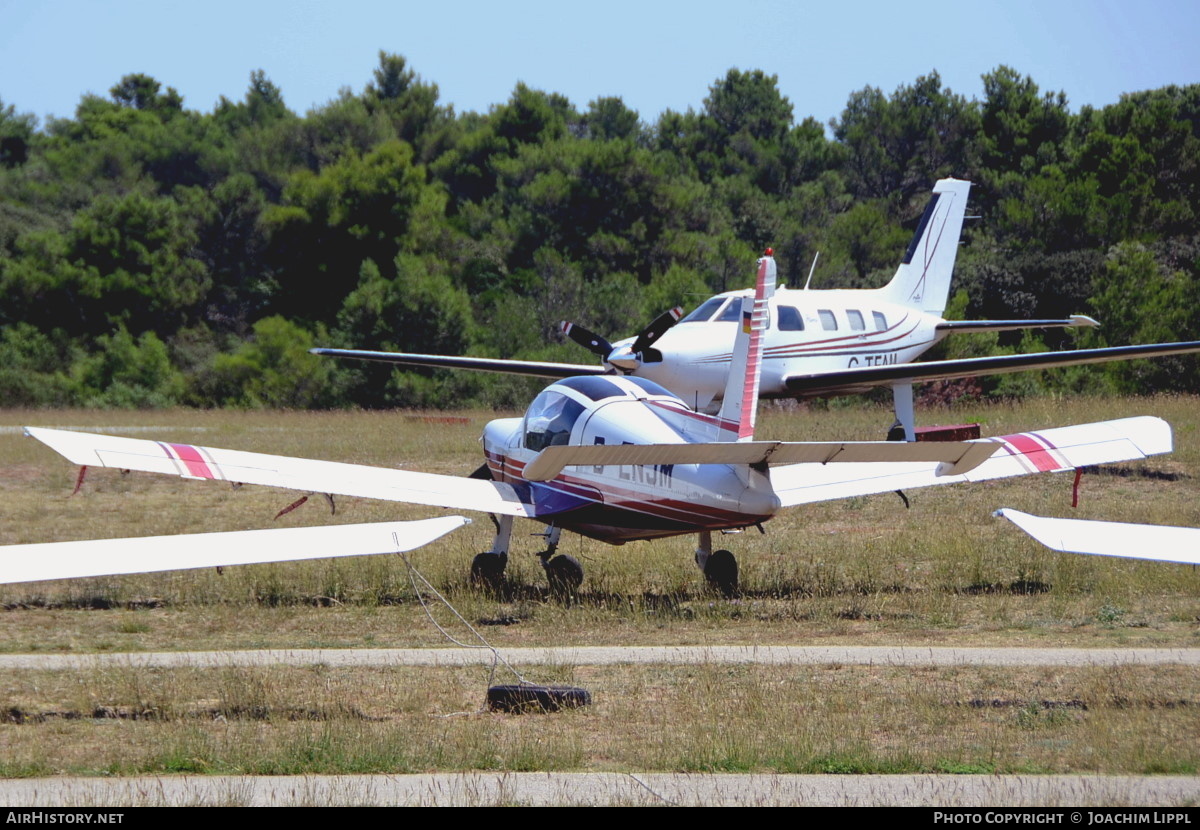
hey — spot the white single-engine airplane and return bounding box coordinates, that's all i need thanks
[1,252,1177,595]
[313,178,1200,440]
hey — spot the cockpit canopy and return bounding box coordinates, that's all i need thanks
[522,376,685,451]
[523,390,584,451]
[681,296,743,324]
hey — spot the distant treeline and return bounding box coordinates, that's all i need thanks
[1,54,1197,408]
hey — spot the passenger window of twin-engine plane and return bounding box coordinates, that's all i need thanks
[848,309,865,331]
[777,305,805,331]
[523,392,585,452]
[873,311,888,331]
[818,309,837,331]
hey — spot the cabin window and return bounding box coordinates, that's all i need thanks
[873,311,888,331]
[818,309,838,331]
[777,305,805,331]
[847,310,865,331]
[524,391,585,451]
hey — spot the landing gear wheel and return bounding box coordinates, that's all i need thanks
[470,552,507,592]
[486,683,592,713]
[704,549,738,597]
[543,554,584,599]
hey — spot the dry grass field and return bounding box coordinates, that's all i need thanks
[0,396,1198,779]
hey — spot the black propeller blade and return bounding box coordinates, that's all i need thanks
[559,322,613,358]
[630,306,684,354]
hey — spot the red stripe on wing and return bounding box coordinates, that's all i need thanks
[997,432,1063,473]
[167,443,217,479]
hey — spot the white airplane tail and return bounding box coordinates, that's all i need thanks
[716,251,776,441]
[881,178,971,316]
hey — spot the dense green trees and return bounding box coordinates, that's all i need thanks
[0,54,1197,409]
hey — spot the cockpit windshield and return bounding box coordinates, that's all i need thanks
[680,297,728,323]
[679,296,749,324]
[523,390,585,451]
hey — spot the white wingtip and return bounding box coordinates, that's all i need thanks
[996,508,1200,565]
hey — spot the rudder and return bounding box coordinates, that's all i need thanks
[882,178,971,315]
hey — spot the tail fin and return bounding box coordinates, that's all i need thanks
[717,252,776,441]
[882,178,971,315]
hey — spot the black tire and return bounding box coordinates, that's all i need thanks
[486,684,591,713]
[470,552,507,591]
[544,554,584,597]
[704,549,739,597]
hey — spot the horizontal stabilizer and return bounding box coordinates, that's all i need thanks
[0,517,469,585]
[995,508,1200,565]
[24,427,535,518]
[310,348,606,379]
[785,341,1200,397]
[523,440,999,482]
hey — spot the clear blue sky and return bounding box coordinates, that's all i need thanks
[3,0,1198,128]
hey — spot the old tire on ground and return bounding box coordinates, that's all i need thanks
[470,552,507,591]
[704,549,738,597]
[487,684,592,713]
[544,554,584,597]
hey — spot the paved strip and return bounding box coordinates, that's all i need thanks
[1,772,1197,807]
[1,646,1199,670]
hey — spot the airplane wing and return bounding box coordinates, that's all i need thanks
[0,517,469,585]
[769,416,1171,507]
[24,427,535,518]
[522,440,999,481]
[782,341,1200,397]
[993,509,1200,565]
[309,348,607,379]
[935,315,1098,334]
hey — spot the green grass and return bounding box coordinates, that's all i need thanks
[0,397,1198,777]
[0,663,1196,777]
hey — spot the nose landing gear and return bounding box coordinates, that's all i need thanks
[534,526,583,600]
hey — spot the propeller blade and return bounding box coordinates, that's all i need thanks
[630,306,684,354]
[560,321,613,358]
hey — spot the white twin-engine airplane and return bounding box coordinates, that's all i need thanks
[313,178,1200,440]
[1,252,1178,595]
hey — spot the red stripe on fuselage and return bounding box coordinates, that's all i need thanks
[645,400,738,434]
[696,319,925,364]
[763,317,920,355]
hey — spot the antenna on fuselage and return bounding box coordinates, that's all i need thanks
[802,251,820,290]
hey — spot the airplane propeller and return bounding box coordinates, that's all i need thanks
[561,306,683,372]
[559,322,613,358]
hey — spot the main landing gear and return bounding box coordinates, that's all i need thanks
[695,530,738,597]
[470,518,583,598]
[470,515,512,593]
[535,527,583,600]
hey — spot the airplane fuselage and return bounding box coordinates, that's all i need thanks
[481,375,780,543]
[614,286,948,410]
